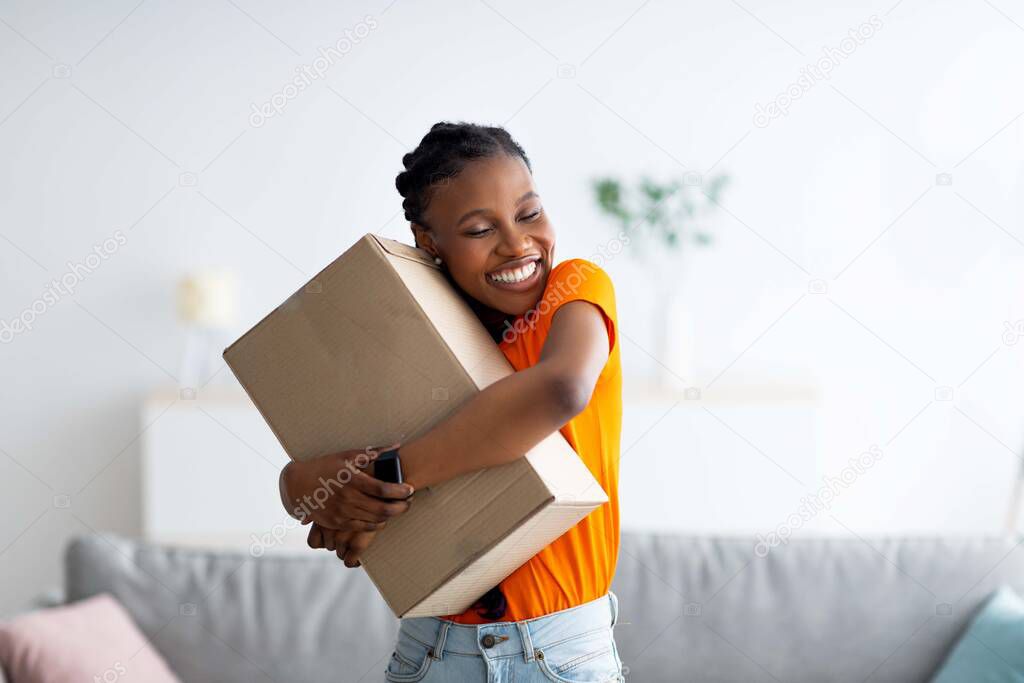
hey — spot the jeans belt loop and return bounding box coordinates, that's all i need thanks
[516,621,536,662]
[430,620,450,660]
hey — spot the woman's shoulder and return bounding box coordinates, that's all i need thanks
[549,258,614,285]
[546,258,616,301]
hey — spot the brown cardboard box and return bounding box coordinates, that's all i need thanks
[223,234,608,617]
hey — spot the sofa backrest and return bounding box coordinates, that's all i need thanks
[65,533,1024,682]
[611,533,1024,682]
[65,535,397,682]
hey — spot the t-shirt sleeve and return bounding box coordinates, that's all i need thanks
[538,258,618,362]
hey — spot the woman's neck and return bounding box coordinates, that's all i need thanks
[472,300,515,344]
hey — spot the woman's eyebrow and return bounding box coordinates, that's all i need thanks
[456,207,489,225]
[455,192,538,225]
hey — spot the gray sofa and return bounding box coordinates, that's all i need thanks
[7,533,1024,682]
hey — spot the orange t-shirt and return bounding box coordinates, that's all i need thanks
[445,258,622,624]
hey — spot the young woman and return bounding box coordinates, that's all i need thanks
[279,122,624,682]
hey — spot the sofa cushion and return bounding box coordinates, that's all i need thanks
[930,586,1024,682]
[0,593,179,683]
[65,535,397,683]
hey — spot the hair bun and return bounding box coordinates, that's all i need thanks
[395,170,409,196]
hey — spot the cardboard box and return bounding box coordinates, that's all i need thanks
[223,234,608,618]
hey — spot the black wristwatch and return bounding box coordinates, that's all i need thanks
[373,447,403,484]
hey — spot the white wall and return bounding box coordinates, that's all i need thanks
[2,0,1024,614]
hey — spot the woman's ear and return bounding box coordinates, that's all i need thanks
[411,223,438,258]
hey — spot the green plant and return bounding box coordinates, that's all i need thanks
[592,173,729,257]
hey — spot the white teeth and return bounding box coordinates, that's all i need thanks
[489,260,537,284]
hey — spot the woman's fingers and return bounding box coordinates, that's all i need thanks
[342,531,376,568]
[308,519,385,554]
[326,489,410,526]
[322,527,336,551]
[325,518,386,533]
[350,469,414,500]
[333,530,353,560]
[350,495,411,523]
[343,519,386,532]
[307,523,325,549]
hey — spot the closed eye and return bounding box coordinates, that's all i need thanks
[520,209,542,222]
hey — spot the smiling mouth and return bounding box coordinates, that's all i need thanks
[486,257,542,287]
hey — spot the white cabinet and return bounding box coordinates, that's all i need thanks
[140,380,822,549]
[618,380,821,535]
[140,386,307,551]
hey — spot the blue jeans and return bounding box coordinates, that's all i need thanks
[384,592,625,682]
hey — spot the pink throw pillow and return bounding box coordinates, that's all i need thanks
[0,593,179,683]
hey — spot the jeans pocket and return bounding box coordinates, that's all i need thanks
[535,627,623,683]
[384,631,433,682]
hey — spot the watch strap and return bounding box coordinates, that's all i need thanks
[373,447,403,484]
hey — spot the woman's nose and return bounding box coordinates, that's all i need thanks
[496,225,531,256]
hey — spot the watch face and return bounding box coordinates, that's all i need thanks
[374,451,403,484]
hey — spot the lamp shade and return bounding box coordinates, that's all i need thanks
[177,269,238,328]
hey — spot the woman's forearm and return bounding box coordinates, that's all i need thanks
[399,363,588,490]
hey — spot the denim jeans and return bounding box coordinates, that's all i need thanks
[383,592,625,682]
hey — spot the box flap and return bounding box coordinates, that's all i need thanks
[370,234,440,269]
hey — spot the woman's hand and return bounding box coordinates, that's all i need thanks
[337,529,378,567]
[279,446,414,531]
[307,523,380,568]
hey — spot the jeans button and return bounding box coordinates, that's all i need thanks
[481,634,496,648]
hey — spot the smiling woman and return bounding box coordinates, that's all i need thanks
[279,121,624,682]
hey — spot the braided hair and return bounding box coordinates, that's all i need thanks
[395,121,531,231]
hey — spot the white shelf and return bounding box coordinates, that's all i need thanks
[623,377,820,405]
